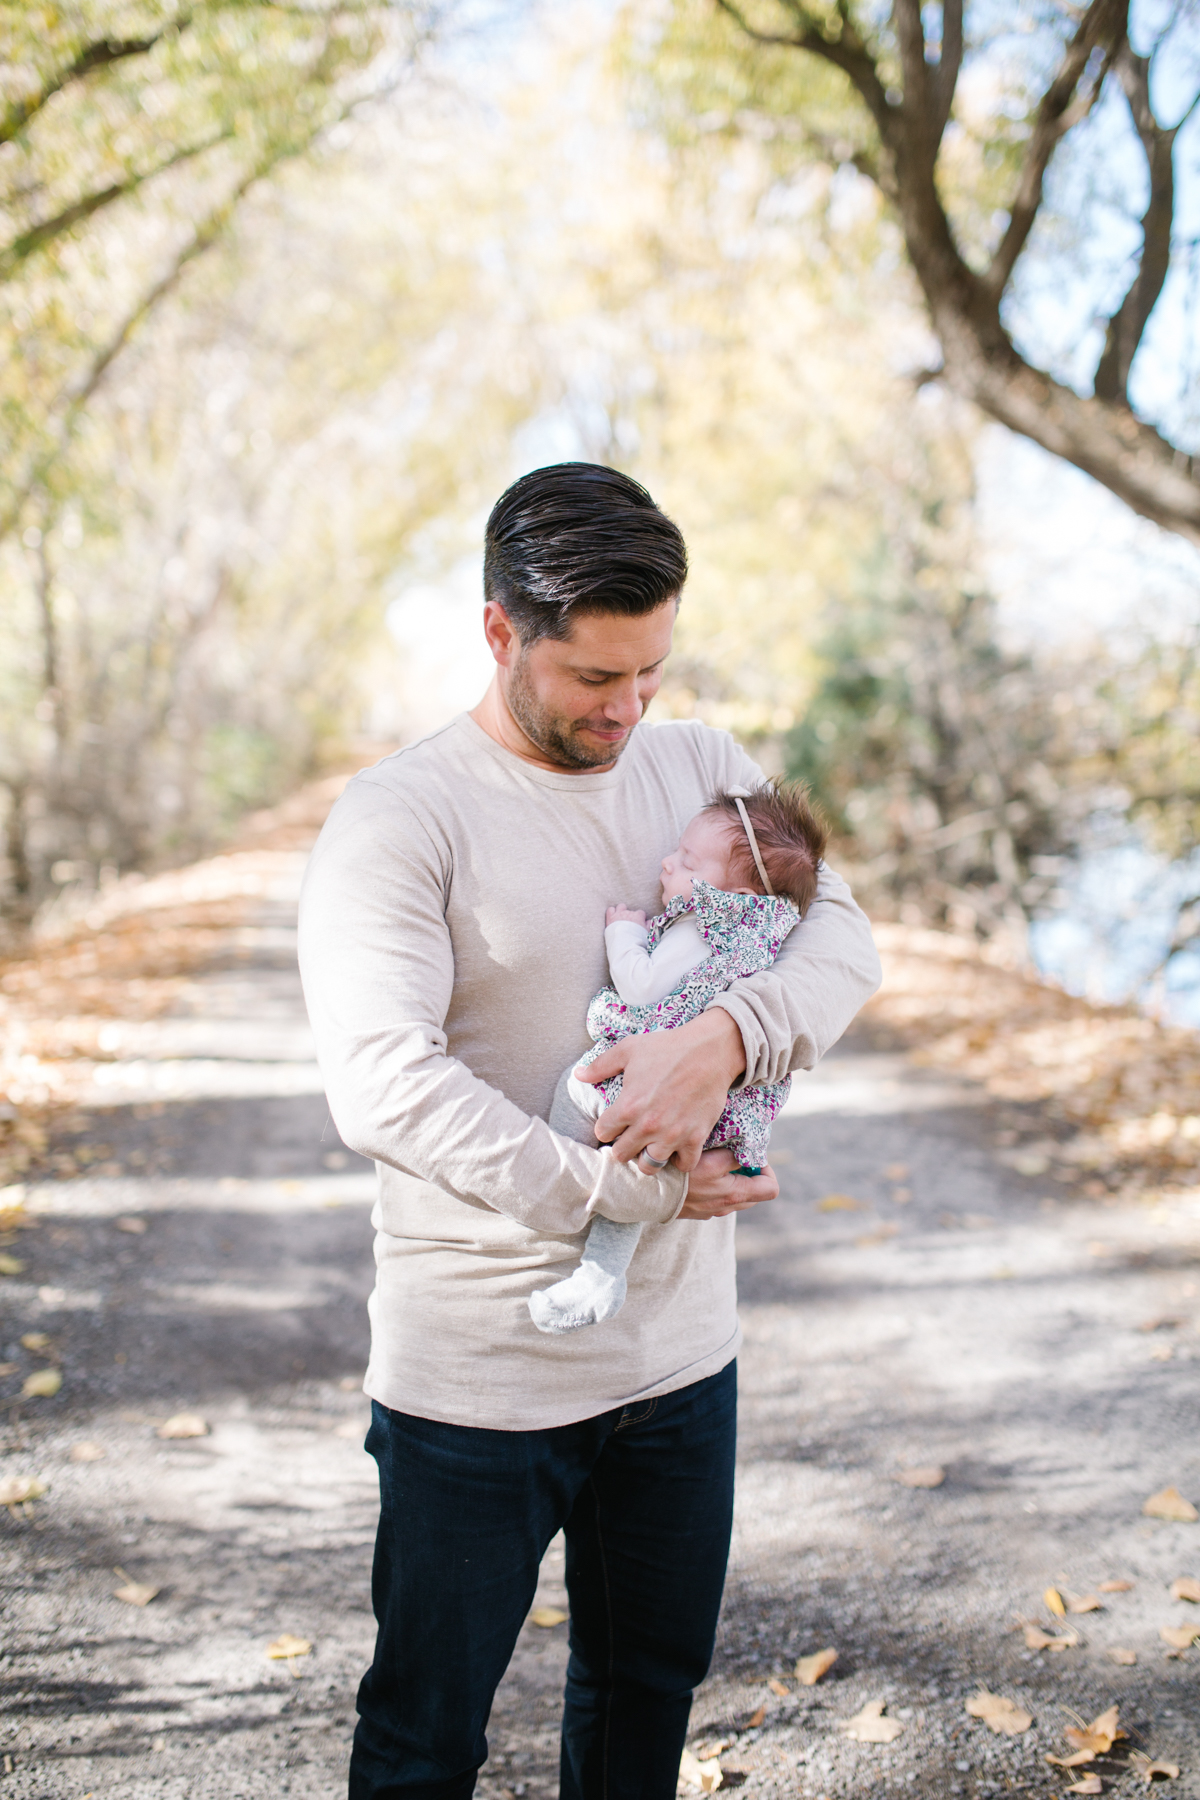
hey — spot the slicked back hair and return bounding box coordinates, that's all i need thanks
[484,463,688,646]
[706,781,830,916]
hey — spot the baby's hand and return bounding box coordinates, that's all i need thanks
[606,903,647,928]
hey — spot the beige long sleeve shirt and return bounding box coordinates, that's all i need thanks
[297,713,881,1429]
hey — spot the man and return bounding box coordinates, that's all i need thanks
[298,463,881,1800]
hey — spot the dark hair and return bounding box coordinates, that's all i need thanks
[705,781,829,916]
[483,462,688,645]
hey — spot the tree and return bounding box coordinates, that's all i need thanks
[0,0,438,544]
[651,0,1200,545]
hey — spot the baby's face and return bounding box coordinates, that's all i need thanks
[660,812,741,904]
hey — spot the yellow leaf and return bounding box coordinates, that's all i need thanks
[266,1634,312,1659]
[1142,1487,1198,1523]
[156,1412,208,1439]
[22,1368,61,1398]
[1106,1648,1137,1665]
[1062,1707,1126,1759]
[529,1607,567,1628]
[1137,1763,1180,1784]
[745,1705,766,1728]
[840,1701,904,1744]
[794,1647,838,1685]
[817,1194,865,1211]
[0,1476,46,1505]
[966,1689,1032,1734]
[114,1580,159,1607]
[1159,1624,1199,1650]
[70,1442,105,1463]
[767,1678,788,1696]
[855,1224,899,1247]
[1068,1594,1103,1613]
[678,1747,723,1794]
[898,1465,945,1488]
[964,1692,1036,1735]
[1098,1579,1134,1593]
[1048,1750,1102,1769]
[0,1254,25,1275]
[1067,1777,1103,1794]
[883,1164,909,1180]
[1020,1620,1079,1651]
[115,1215,147,1234]
[1169,1576,1200,1603]
[1044,1587,1067,1616]
[20,1332,49,1350]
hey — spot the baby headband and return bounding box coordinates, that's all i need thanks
[727,786,775,896]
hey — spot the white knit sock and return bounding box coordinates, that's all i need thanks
[528,1215,642,1334]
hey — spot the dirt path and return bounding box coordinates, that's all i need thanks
[1,841,1198,1800]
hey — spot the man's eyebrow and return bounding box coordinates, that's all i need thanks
[575,658,666,678]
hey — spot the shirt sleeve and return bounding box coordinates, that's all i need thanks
[297,778,687,1236]
[703,740,883,1087]
[604,916,710,1007]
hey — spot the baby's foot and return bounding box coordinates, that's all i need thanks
[528,1264,628,1334]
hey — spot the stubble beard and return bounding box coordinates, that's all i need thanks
[506,652,637,771]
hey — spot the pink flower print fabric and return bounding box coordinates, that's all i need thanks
[578,877,800,1168]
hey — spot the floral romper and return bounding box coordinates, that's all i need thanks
[576,876,801,1170]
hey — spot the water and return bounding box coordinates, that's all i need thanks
[1029,836,1200,1029]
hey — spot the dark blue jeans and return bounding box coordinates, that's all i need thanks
[349,1361,737,1800]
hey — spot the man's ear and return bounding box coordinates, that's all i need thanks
[482,601,521,668]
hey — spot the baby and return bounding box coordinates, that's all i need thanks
[529,780,829,1334]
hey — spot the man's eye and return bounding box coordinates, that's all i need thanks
[578,675,608,687]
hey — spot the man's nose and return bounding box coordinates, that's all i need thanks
[603,681,645,729]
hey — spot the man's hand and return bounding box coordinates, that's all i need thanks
[680,1147,779,1219]
[576,1009,747,1172]
[606,903,647,928]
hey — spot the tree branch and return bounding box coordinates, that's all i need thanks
[933,0,964,139]
[0,19,193,145]
[715,0,895,143]
[983,0,1127,300]
[0,130,233,280]
[1094,43,1187,405]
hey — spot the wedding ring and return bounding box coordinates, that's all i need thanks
[639,1148,669,1169]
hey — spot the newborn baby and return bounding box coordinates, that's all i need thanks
[529,781,828,1334]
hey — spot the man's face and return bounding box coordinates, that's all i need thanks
[498,601,678,770]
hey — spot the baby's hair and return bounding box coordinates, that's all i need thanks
[705,780,829,916]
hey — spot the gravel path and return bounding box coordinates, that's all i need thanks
[2,863,1198,1800]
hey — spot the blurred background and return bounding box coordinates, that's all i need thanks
[3,0,1200,1024]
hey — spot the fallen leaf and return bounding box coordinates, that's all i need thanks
[156,1413,208,1440]
[1066,1777,1104,1794]
[855,1224,899,1247]
[528,1607,567,1628]
[898,1465,945,1488]
[338,1375,362,1391]
[767,1678,789,1697]
[840,1700,904,1744]
[966,1689,1033,1734]
[0,1362,15,1376]
[1099,1580,1134,1593]
[1169,1576,1200,1603]
[266,1634,312,1659]
[1135,1763,1180,1784]
[678,1747,723,1794]
[1106,1648,1137,1665]
[0,1476,46,1505]
[1021,1620,1080,1651]
[1061,1706,1126,1761]
[1150,1345,1174,1362]
[0,1254,25,1275]
[883,1164,909,1180]
[115,1215,147,1234]
[113,1578,159,1607]
[21,1368,61,1398]
[745,1705,766,1728]
[1138,1317,1182,1332]
[1069,1594,1104,1613]
[794,1647,838,1685]
[20,1332,50,1350]
[70,1441,105,1463]
[1048,1750,1105,1769]
[1143,1487,1198,1523]
[1159,1625,1199,1650]
[1044,1586,1067,1615]
[817,1194,865,1211]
